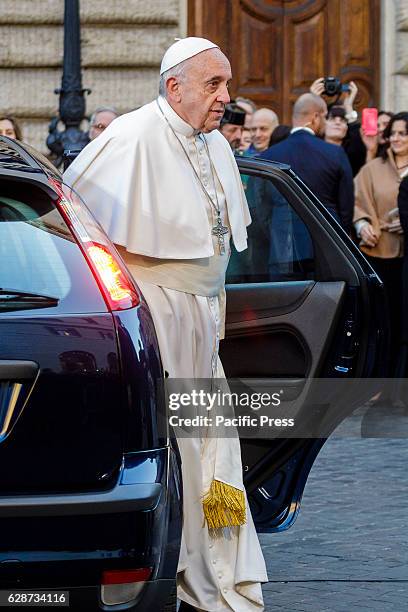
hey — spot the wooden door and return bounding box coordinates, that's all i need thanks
[188,0,380,124]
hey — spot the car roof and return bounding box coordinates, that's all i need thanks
[0,136,62,182]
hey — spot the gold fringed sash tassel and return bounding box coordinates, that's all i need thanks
[203,479,246,529]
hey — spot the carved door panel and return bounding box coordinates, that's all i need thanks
[188,0,380,124]
[283,0,380,120]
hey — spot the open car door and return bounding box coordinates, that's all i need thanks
[220,157,388,533]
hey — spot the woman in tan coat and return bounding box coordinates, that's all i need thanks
[354,112,408,375]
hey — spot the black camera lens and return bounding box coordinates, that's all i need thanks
[323,77,342,97]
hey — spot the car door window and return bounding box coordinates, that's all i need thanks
[227,174,314,283]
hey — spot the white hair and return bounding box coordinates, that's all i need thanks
[158,58,191,97]
[89,106,120,126]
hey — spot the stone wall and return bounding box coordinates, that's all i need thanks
[395,0,408,110]
[381,0,408,112]
[0,0,184,153]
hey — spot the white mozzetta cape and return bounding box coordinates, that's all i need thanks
[64,98,251,259]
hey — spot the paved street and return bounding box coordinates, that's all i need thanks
[259,430,408,611]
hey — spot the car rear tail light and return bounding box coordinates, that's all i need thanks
[100,568,152,605]
[86,244,135,308]
[49,179,140,311]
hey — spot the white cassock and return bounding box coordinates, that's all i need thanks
[64,96,268,611]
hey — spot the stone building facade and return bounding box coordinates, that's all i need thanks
[0,0,187,153]
[0,0,407,154]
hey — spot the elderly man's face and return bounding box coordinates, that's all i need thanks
[89,110,118,140]
[250,110,279,151]
[176,49,232,133]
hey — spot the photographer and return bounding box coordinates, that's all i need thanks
[310,77,359,123]
[310,77,376,176]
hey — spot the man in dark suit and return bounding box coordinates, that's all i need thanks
[260,93,354,232]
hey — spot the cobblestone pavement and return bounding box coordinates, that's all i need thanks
[259,431,408,611]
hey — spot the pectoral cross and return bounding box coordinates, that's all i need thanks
[212,214,229,255]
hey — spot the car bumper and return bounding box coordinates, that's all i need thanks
[0,447,182,601]
[44,579,175,611]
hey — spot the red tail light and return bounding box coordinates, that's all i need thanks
[101,568,152,585]
[49,178,140,311]
[86,243,136,309]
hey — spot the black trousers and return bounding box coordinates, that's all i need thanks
[366,255,403,377]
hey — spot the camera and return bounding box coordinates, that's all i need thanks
[323,77,350,97]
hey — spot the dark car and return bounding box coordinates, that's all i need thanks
[0,138,181,611]
[0,137,387,610]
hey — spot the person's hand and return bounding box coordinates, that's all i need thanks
[360,223,379,247]
[360,127,378,161]
[343,81,358,113]
[310,77,325,97]
[386,219,403,234]
[360,129,378,151]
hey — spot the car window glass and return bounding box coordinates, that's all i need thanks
[0,180,106,315]
[227,173,315,283]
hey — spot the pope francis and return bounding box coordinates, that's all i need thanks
[64,37,267,612]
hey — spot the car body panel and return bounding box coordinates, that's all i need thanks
[220,157,388,532]
[0,137,181,609]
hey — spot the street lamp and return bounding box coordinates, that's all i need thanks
[47,0,90,167]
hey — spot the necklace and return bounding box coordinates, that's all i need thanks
[156,100,229,255]
[397,161,408,169]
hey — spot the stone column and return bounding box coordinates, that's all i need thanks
[395,0,408,110]
[381,0,408,112]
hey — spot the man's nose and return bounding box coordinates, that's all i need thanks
[218,85,230,104]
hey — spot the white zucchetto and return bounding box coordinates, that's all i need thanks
[160,37,219,75]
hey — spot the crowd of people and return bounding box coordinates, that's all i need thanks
[2,79,407,380]
[1,35,407,611]
[0,107,119,148]
[220,83,408,382]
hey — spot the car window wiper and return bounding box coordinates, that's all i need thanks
[0,288,59,311]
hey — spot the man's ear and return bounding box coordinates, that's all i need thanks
[310,112,319,130]
[166,77,182,103]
